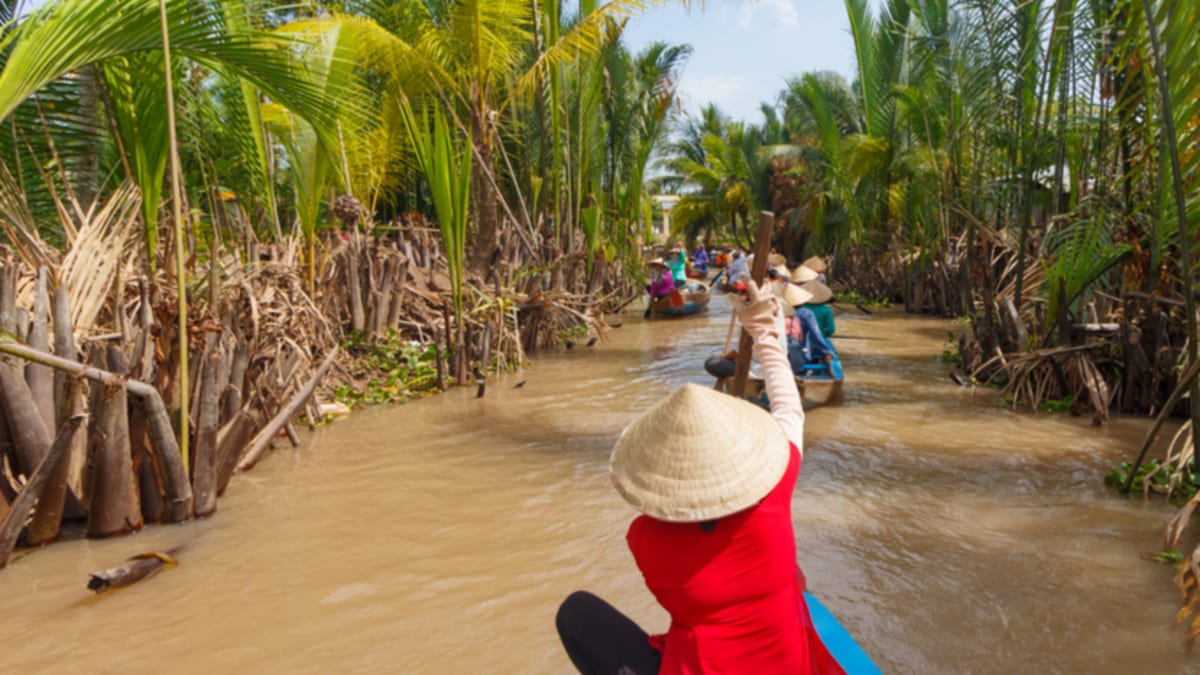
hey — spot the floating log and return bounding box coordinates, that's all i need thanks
[0,415,85,569]
[235,347,339,473]
[0,338,193,523]
[87,550,179,593]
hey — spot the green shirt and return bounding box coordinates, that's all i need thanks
[809,302,836,337]
[667,253,687,282]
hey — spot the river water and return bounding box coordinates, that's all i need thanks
[0,295,1196,673]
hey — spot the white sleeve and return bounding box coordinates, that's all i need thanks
[750,317,805,454]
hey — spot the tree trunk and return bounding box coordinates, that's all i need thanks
[470,111,500,271]
[86,348,143,538]
[26,377,84,545]
[192,337,222,517]
[0,416,85,568]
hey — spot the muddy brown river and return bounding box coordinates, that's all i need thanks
[1,296,1196,673]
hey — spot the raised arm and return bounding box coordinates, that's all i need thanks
[730,281,806,453]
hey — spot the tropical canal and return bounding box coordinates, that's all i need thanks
[0,296,1193,674]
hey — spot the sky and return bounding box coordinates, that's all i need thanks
[622,0,878,125]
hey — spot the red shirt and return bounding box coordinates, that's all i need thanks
[627,444,843,674]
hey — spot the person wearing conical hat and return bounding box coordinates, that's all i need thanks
[798,279,836,337]
[783,281,835,367]
[556,280,843,675]
[645,258,675,300]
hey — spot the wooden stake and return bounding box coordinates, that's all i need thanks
[0,415,85,569]
[235,348,339,473]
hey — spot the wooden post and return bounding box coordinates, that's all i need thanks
[0,416,85,568]
[731,212,775,398]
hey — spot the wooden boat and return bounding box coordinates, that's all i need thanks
[685,264,708,280]
[786,340,844,409]
[804,591,881,673]
[648,282,711,317]
[713,341,844,410]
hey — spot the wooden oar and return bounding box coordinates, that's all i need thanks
[731,212,776,398]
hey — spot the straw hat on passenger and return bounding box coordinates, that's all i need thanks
[800,280,834,304]
[610,384,789,522]
[647,257,667,267]
[802,256,828,273]
[768,253,787,267]
[790,264,819,284]
[782,282,814,308]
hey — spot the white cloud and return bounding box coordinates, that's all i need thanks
[736,0,801,31]
[678,74,751,115]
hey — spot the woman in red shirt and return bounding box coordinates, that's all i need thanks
[556,280,842,674]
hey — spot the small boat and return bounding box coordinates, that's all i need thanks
[804,591,881,674]
[649,282,711,317]
[712,341,844,410]
[685,265,708,281]
[784,340,844,409]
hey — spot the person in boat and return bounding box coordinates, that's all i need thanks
[797,275,836,339]
[667,247,688,288]
[703,266,832,380]
[556,280,843,675]
[718,250,748,286]
[692,244,709,273]
[646,259,675,301]
[781,270,835,368]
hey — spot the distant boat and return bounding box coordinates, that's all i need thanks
[649,282,711,317]
[804,591,882,674]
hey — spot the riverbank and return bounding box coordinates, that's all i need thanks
[0,302,1194,673]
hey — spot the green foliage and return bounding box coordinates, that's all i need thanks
[1037,396,1075,414]
[400,102,471,327]
[334,330,439,407]
[837,289,891,309]
[1106,459,1200,506]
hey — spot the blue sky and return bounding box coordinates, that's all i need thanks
[622,0,878,124]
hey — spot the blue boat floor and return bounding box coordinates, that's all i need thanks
[804,592,881,674]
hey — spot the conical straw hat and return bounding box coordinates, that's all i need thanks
[802,256,827,273]
[800,280,834,304]
[790,265,819,283]
[647,257,666,267]
[783,282,814,308]
[610,384,789,522]
[768,253,787,267]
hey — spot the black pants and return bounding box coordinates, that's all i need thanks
[555,591,662,675]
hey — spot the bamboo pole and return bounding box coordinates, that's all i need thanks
[158,0,190,473]
[235,347,339,473]
[731,212,776,398]
[0,415,85,569]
